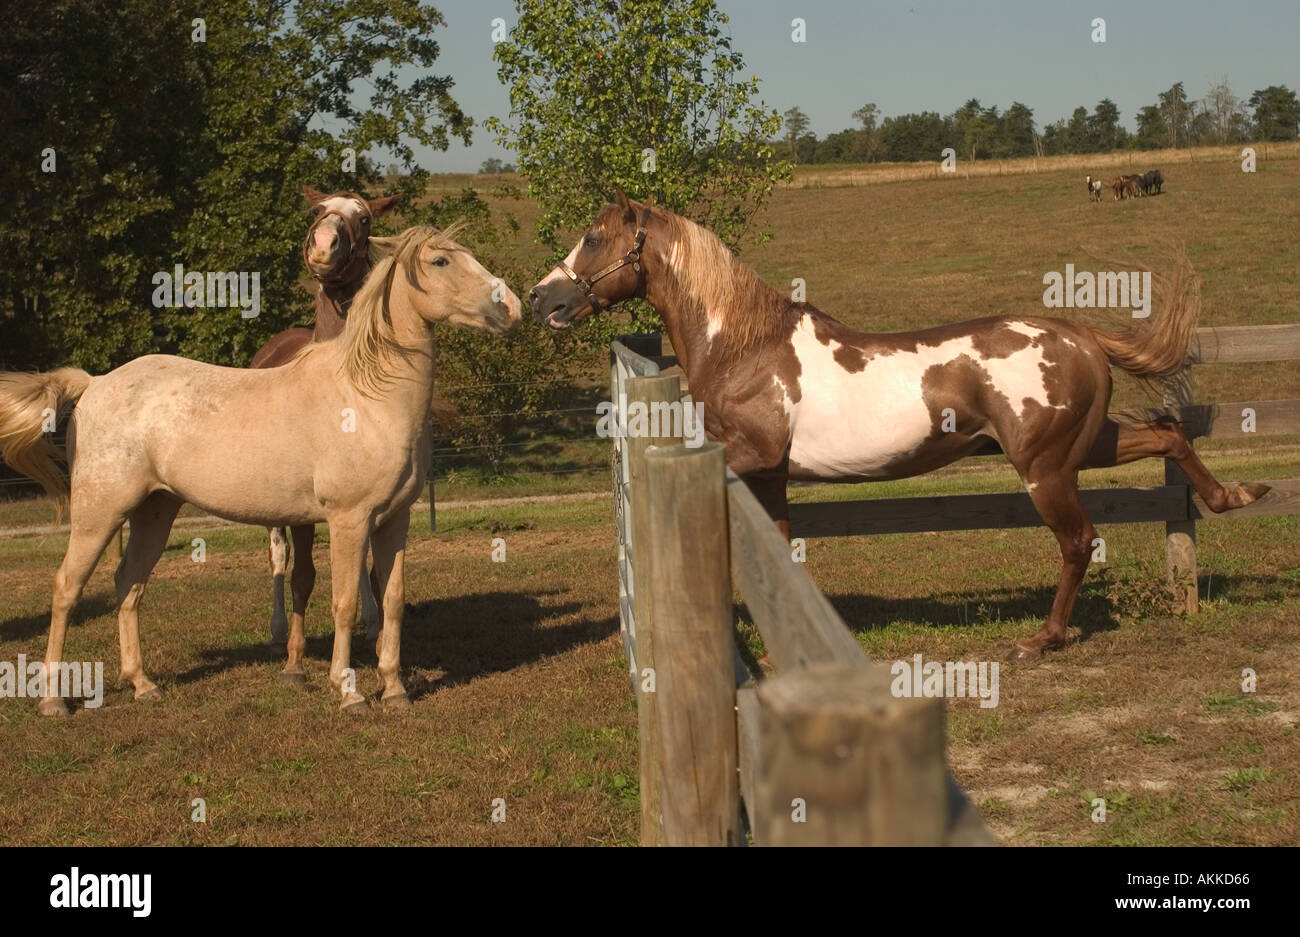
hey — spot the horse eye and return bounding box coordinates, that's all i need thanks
[583,233,600,248]
[433,256,450,267]
[361,216,370,226]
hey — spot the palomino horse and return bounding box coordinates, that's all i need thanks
[251,185,399,649]
[528,193,1268,658]
[0,226,520,713]
[249,186,456,651]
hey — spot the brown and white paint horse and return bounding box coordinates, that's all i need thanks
[250,186,454,652]
[529,193,1269,658]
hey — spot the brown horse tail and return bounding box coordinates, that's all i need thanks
[0,368,93,509]
[1085,253,1200,383]
[428,391,460,432]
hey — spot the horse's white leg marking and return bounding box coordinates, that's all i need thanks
[370,509,411,707]
[326,515,371,711]
[360,538,381,641]
[268,525,289,645]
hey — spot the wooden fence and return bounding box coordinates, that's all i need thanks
[611,338,995,845]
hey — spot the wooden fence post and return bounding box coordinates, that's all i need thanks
[1164,379,1199,613]
[643,442,739,846]
[753,662,948,846]
[625,374,683,845]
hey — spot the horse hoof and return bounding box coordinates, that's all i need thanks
[280,671,308,687]
[134,685,163,702]
[1237,482,1270,505]
[38,698,70,717]
[340,696,370,715]
[1007,642,1042,661]
[380,693,411,711]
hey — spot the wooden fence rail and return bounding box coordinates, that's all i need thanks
[612,337,993,845]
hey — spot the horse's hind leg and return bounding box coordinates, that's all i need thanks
[1086,417,1269,512]
[40,509,124,716]
[1012,468,1098,660]
[267,526,290,648]
[281,524,316,685]
[115,491,182,702]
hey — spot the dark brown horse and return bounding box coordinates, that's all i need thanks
[529,193,1269,658]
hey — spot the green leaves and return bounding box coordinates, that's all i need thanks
[1,0,470,370]
[487,0,789,259]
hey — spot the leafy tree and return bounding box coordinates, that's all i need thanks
[783,107,812,162]
[0,0,470,371]
[851,102,880,161]
[877,111,950,162]
[1089,99,1124,152]
[480,158,506,173]
[1157,82,1191,148]
[488,0,788,265]
[1134,104,1167,149]
[1248,85,1300,141]
[995,102,1037,157]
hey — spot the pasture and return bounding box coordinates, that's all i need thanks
[1,150,1298,845]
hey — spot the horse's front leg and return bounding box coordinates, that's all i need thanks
[369,507,412,709]
[325,514,372,713]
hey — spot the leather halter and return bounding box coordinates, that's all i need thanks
[556,205,651,316]
[303,205,371,287]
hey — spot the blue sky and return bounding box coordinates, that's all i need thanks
[407,0,1300,172]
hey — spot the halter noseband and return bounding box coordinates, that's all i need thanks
[556,205,651,316]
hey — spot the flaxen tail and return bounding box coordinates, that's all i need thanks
[1085,252,1200,383]
[0,368,93,508]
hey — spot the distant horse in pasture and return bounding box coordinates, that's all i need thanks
[1145,169,1165,195]
[0,226,520,714]
[529,193,1269,658]
[1085,175,1103,201]
[1113,175,1141,199]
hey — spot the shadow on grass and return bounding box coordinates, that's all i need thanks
[754,583,1124,648]
[170,590,618,701]
[0,596,117,641]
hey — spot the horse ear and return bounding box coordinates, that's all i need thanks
[367,235,399,261]
[301,184,326,205]
[613,188,635,220]
[369,195,401,217]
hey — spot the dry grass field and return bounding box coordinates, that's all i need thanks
[1,148,1297,845]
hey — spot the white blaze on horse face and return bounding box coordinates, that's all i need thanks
[310,197,367,260]
[785,317,1066,479]
[536,238,583,289]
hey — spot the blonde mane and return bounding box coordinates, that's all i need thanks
[655,210,797,358]
[293,223,466,395]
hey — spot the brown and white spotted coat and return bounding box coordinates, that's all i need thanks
[530,193,1269,658]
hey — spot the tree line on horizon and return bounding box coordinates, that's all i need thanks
[780,79,1300,165]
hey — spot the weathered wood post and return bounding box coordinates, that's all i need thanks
[1164,378,1198,613]
[643,442,739,846]
[753,662,948,845]
[624,373,683,845]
